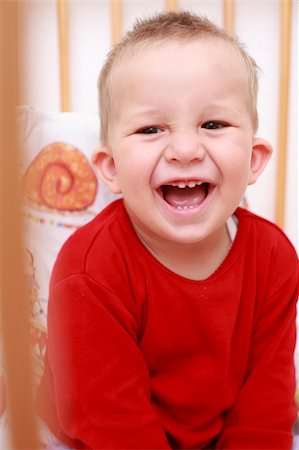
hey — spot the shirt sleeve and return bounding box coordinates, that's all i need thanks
[45,273,171,449]
[216,246,298,449]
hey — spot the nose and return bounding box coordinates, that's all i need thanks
[164,131,206,164]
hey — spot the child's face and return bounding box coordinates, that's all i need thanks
[96,39,271,248]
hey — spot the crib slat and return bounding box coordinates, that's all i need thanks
[57,0,70,111]
[165,0,178,11]
[111,0,122,46]
[0,2,39,448]
[275,0,292,228]
[223,0,235,33]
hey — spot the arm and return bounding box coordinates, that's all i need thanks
[45,274,171,449]
[216,251,298,449]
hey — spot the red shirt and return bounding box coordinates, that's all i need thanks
[37,199,298,449]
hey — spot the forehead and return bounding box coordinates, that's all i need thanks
[109,38,249,92]
[107,38,251,110]
[109,38,249,109]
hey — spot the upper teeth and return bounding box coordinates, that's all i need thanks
[171,181,203,189]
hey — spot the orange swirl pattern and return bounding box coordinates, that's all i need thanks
[22,142,98,211]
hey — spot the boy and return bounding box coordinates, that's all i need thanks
[37,11,298,449]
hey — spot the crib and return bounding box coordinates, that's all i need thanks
[0,0,297,447]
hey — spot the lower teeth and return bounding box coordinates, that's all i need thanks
[176,205,195,210]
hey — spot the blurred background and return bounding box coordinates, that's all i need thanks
[0,0,297,447]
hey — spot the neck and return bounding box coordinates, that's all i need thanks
[134,224,232,281]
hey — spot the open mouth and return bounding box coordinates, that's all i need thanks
[157,180,213,211]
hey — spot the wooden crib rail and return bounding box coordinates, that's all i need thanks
[165,0,178,11]
[111,0,123,46]
[275,0,292,228]
[223,0,235,33]
[0,2,39,448]
[57,0,70,112]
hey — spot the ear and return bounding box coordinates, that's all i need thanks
[248,138,273,185]
[92,148,122,194]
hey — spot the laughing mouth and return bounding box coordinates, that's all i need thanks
[157,180,213,210]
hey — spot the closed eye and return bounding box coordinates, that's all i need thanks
[136,126,163,135]
[202,121,228,130]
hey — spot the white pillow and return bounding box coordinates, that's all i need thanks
[18,106,119,379]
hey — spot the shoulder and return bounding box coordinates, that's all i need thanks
[49,199,147,330]
[236,207,296,249]
[236,207,298,276]
[50,199,136,286]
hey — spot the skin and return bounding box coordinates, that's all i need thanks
[94,39,272,280]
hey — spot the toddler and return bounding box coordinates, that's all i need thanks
[37,11,298,449]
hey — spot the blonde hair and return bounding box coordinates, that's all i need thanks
[98,10,259,144]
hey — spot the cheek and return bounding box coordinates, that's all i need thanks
[116,144,160,177]
[112,150,149,193]
[214,142,252,182]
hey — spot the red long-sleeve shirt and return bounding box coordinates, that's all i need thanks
[37,199,298,449]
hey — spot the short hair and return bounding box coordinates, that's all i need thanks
[98,10,259,144]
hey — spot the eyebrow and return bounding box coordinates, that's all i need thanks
[139,106,242,121]
[126,107,163,120]
[122,101,245,127]
[202,102,244,117]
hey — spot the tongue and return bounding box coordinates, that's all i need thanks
[163,184,207,208]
